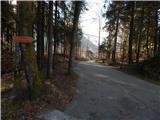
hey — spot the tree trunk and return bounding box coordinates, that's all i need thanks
[6,26,10,43]
[10,32,13,54]
[62,1,67,62]
[146,18,150,58]
[68,1,82,75]
[53,1,58,69]
[121,30,128,68]
[40,1,45,68]
[128,1,135,64]
[136,3,144,63]
[154,2,158,56]
[47,1,53,78]
[17,1,41,99]
[37,1,42,69]
[158,28,160,53]
[37,1,45,70]
[112,11,119,64]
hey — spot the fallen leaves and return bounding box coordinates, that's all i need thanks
[1,70,78,120]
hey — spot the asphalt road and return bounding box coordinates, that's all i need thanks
[40,61,160,120]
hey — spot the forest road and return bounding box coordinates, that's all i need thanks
[40,61,160,120]
[64,61,160,120]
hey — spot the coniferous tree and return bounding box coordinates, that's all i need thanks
[68,1,82,74]
[47,1,53,78]
[37,1,45,69]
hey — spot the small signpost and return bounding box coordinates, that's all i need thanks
[13,36,32,43]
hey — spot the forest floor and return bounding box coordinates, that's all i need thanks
[1,60,79,120]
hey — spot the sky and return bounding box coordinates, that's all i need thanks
[80,0,108,46]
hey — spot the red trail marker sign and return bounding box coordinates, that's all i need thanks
[13,36,32,43]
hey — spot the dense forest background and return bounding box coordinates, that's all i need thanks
[99,1,160,81]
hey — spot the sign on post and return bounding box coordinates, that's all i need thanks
[13,36,32,43]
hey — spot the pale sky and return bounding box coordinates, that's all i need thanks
[80,0,108,46]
